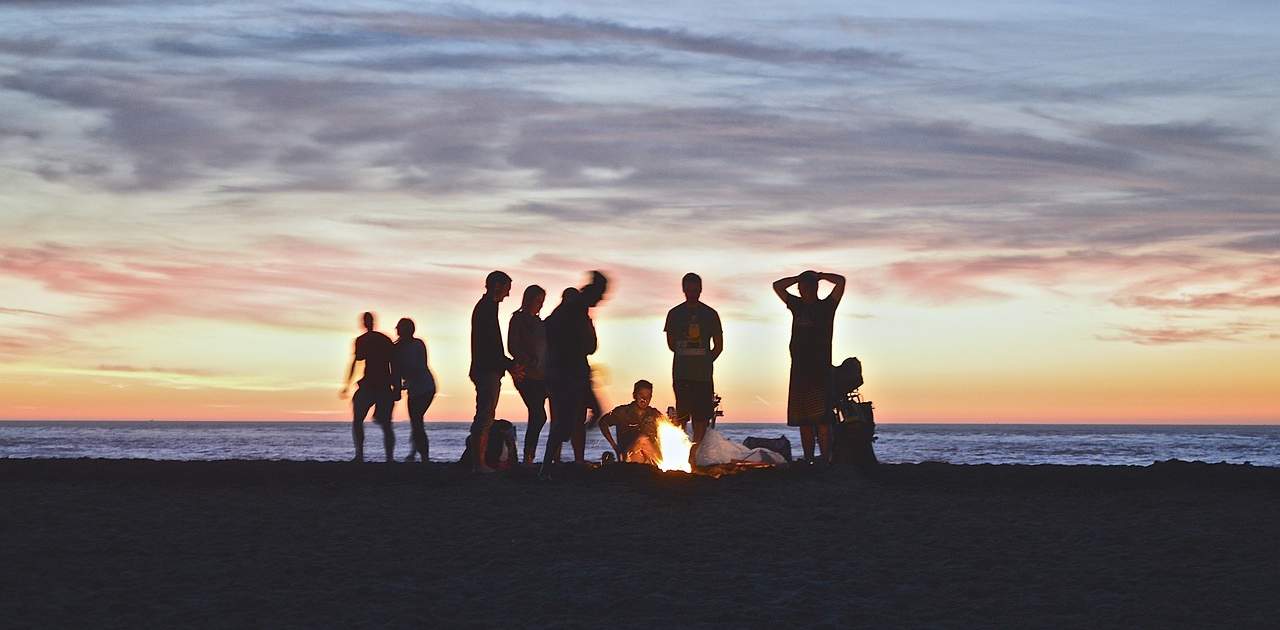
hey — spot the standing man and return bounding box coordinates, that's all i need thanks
[470,270,520,473]
[773,270,845,464]
[509,284,548,464]
[664,272,723,460]
[340,311,396,462]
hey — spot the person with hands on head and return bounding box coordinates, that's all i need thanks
[772,270,846,464]
[597,380,662,465]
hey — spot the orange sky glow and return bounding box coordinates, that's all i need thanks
[1,2,1278,423]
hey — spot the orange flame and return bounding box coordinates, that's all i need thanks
[654,417,692,473]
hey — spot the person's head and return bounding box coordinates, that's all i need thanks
[395,317,415,340]
[681,272,702,303]
[633,380,654,410]
[485,270,512,302]
[562,286,580,301]
[361,311,375,331]
[521,285,546,315]
[798,270,820,302]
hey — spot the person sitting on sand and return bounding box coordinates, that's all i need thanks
[597,380,663,465]
[340,312,396,463]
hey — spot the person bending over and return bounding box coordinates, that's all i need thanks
[773,270,845,464]
[598,380,663,465]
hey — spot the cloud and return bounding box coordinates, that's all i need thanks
[94,364,221,377]
[0,239,477,335]
[350,9,911,70]
[1097,322,1264,345]
[1117,292,1280,310]
[1089,120,1267,158]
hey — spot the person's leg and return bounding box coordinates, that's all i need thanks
[518,381,548,464]
[687,380,714,465]
[351,389,373,462]
[374,393,395,462]
[406,393,428,461]
[815,423,832,463]
[541,378,581,472]
[672,380,691,428]
[570,409,586,463]
[799,425,817,463]
[471,373,501,471]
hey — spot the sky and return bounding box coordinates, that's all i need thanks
[1,1,1277,423]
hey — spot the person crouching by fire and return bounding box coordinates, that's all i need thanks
[597,380,663,465]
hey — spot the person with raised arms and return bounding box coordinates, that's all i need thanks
[772,270,846,464]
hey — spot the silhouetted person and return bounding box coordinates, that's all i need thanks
[470,271,521,473]
[773,270,846,463]
[340,311,396,462]
[664,272,722,462]
[542,271,608,475]
[392,317,436,462]
[598,380,662,465]
[509,284,548,464]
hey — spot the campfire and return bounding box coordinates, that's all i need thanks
[653,417,692,473]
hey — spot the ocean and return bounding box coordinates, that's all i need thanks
[2,421,1278,466]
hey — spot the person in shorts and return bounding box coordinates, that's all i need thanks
[340,311,396,462]
[664,273,722,463]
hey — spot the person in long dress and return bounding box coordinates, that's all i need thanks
[772,270,846,464]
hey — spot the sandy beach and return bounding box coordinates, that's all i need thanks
[2,459,1277,628]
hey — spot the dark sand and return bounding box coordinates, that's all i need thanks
[2,460,1278,629]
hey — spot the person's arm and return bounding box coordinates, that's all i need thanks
[340,357,357,399]
[597,412,620,456]
[581,270,608,307]
[772,275,799,303]
[664,310,678,353]
[710,311,724,362]
[821,272,846,306]
[389,347,403,401]
[584,315,598,357]
[508,315,529,383]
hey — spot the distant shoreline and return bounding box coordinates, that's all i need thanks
[3,419,1279,426]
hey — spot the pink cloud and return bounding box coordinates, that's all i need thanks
[1097,322,1263,345]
